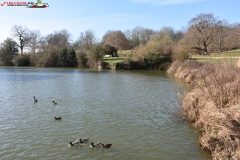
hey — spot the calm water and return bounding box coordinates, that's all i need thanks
[0,67,211,160]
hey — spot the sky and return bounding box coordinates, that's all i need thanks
[0,0,240,43]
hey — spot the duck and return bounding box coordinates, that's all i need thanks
[33,96,38,103]
[54,117,62,120]
[79,138,89,143]
[52,101,57,105]
[101,143,112,148]
[69,141,79,147]
[90,142,102,148]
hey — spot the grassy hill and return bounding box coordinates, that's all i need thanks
[190,49,240,64]
[101,57,126,64]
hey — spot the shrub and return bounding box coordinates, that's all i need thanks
[38,51,59,67]
[58,48,78,67]
[0,38,17,66]
[172,45,189,61]
[117,59,147,70]
[13,54,31,66]
[76,51,88,68]
[88,44,104,68]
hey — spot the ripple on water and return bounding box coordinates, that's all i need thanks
[0,68,211,159]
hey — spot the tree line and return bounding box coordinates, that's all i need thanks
[0,13,240,68]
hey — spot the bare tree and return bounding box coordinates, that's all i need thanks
[123,29,132,41]
[212,20,231,53]
[123,29,133,48]
[103,30,129,50]
[75,30,97,51]
[11,25,29,54]
[188,13,219,54]
[102,30,113,44]
[236,23,240,35]
[224,23,240,50]
[158,26,184,42]
[172,30,184,42]
[43,29,72,52]
[159,26,175,38]
[131,26,155,47]
[27,29,42,54]
[58,29,72,45]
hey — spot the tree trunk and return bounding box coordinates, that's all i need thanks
[203,42,208,54]
[20,39,24,55]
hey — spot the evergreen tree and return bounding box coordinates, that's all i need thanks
[0,38,17,66]
[67,48,78,67]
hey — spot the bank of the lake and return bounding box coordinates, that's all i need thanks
[100,56,172,70]
[0,67,211,159]
[167,61,240,159]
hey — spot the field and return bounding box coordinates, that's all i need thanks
[101,50,133,65]
[101,49,240,65]
[117,50,132,57]
[192,49,240,58]
[190,49,240,64]
[101,57,126,64]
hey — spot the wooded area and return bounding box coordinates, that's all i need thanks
[0,13,240,68]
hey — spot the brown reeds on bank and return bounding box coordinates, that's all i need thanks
[168,60,240,160]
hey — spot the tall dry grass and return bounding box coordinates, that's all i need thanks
[168,60,240,160]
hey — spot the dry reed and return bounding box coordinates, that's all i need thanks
[168,60,240,160]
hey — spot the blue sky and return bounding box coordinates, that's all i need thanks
[0,0,239,42]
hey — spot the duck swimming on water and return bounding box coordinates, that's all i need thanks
[102,143,112,148]
[54,117,62,120]
[69,141,79,147]
[90,142,102,148]
[33,96,38,103]
[52,101,57,105]
[79,138,89,143]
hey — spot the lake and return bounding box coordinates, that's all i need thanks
[0,67,211,159]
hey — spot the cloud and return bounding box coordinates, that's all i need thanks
[132,0,208,5]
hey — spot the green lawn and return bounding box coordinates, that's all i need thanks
[117,50,132,57]
[193,57,239,64]
[101,57,127,64]
[219,49,240,57]
[117,50,132,55]
[190,49,240,65]
[192,49,240,58]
